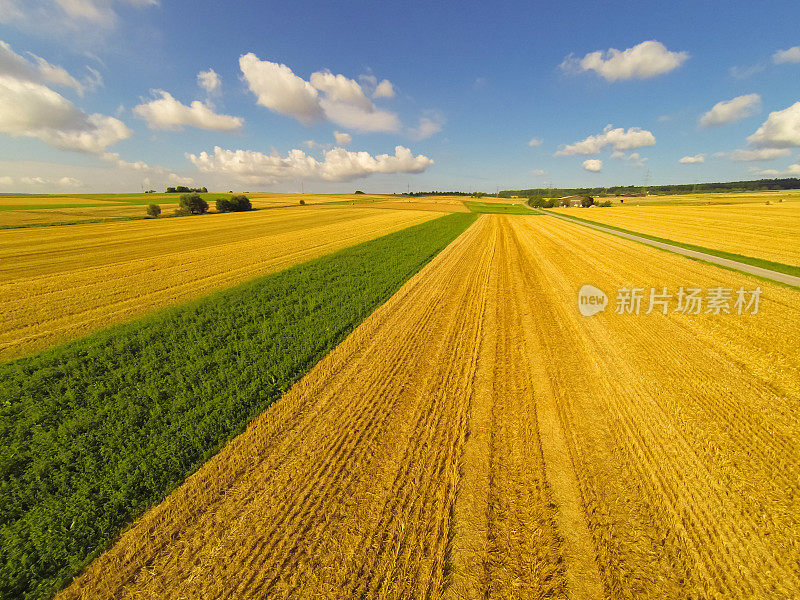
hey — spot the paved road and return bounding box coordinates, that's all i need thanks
[523,204,800,288]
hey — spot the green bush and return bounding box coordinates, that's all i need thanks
[179,194,209,215]
[299,199,306,206]
[146,204,161,218]
[581,195,595,208]
[230,195,252,211]
[215,198,233,212]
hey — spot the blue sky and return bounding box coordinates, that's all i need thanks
[0,0,799,193]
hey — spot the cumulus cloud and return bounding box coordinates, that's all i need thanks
[773,46,800,65]
[755,161,800,177]
[197,68,221,94]
[747,101,800,148]
[679,154,705,164]
[239,54,324,125]
[729,148,791,161]
[0,75,130,153]
[528,138,543,147]
[168,172,194,186]
[58,175,82,186]
[561,41,689,82]
[373,79,395,98]
[582,159,602,172]
[333,131,351,145]
[133,90,243,131]
[555,125,655,156]
[239,54,402,132]
[531,169,546,176]
[0,175,12,185]
[21,176,47,184]
[187,145,433,184]
[699,94,761,128]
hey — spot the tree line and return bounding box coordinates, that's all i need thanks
[499,178,800,199]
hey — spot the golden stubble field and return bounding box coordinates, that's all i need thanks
[59,215,800,600]
[553,200,800,265]
[0,206,438,360]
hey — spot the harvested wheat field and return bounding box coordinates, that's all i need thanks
[0,206,436,360]
[60,215,800,600]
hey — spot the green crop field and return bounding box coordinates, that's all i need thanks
[0,212,477,600]
[463,201,537,215]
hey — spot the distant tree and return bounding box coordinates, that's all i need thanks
[165,187,177,193]
[200,187,208,193]
[215,198,233,212]
[528,195,547,208]
[173,207,191,216]
[581,195,595,207]
[179,193,209,215]
[354,190,365,195]
[299,199,306,206]
[146,204,161,218]
[230,195,252,211]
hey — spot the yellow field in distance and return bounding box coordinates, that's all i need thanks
[0,206,438,361]
[553,199,800,266]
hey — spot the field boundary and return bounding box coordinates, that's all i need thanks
[539,209,800,288]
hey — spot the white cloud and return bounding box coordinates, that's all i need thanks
[1,0,158,31]
[0,175,13,185]
[0,75,130,153]
[679,154,705,164]
[333,131,351,145]
[21,176,48,184]
[303,140,317,149]
[319,97,401,132]
[101,151,153,171]
[373,79,395,98]
[556,125,655,156]
[729,148,791,161]
[168,172,194,186]
[729,64,765,80]
[747,101,800,148]
[611,151,647,166]
[528,137,542,147]
[239,53,324,125]
[310,70,372,111]
[197,68,221,94]
[773,46,800,65]
[699,94,761,128]
[531,169,546,176]
[755,161,800,177]
[240,54,402,133]
[0,40,99,96]
[57,175,82,186]
[133,90,243,131]
[187,145,433,184]
[582,159,602,172]
[561,41,689,82]
[408,114,443,140]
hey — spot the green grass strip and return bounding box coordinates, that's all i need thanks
[464,201,540,215]
[543,210,800,278]
[0,211,478,600]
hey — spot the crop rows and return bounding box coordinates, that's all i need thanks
[57,214,800,600]
[0,206,436,359]
[0,212,477,600]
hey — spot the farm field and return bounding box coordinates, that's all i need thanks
[0,206,437,360]
[552,200,800,267]
[601,189,800,206]
[59,214,800,599]
[0,213,477,600]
